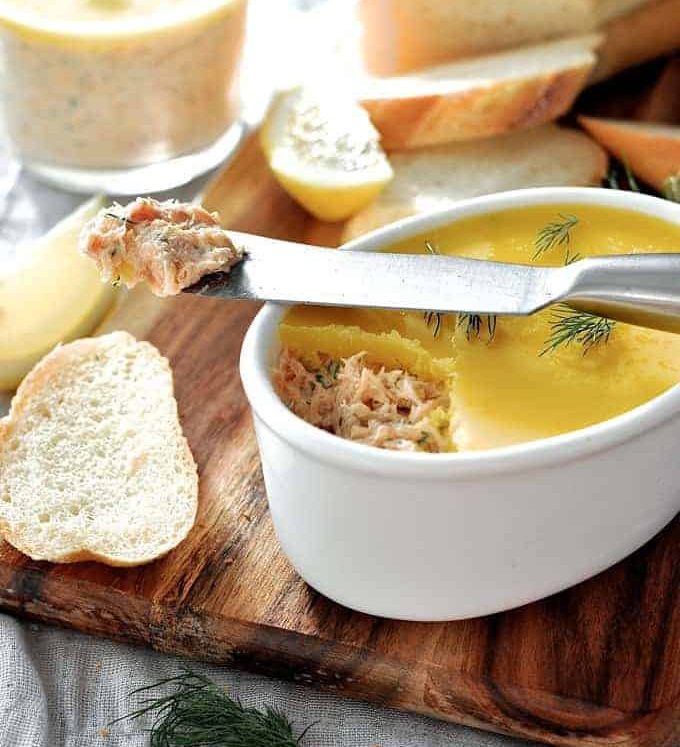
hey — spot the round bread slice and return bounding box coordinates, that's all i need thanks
[0,331,198,566]
[342,125,608,242]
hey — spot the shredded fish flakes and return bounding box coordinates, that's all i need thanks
[273,347,451,452]
[80,198,243,297]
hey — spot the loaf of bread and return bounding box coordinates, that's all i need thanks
[0,331,198,566]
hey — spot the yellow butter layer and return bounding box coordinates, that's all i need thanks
[280,203,680,451]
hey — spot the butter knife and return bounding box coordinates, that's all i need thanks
[186,231,680,334]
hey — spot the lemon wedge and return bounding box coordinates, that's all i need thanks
[0,196,118,391]
[260,86,393,222]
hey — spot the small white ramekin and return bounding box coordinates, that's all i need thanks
[240,187,680,621]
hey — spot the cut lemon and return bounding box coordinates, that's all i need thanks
[260,86,393,222]
[0,196,118,390]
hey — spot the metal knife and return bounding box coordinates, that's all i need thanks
[186,231,680,334]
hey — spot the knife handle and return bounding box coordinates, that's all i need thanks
[563,253,680,333]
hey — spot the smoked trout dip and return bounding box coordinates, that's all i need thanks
[273,348,451,453]
[80,198,243,297]
[0,0,246,170]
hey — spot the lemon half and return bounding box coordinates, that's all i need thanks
[0,196,118,390]
[261,87,393,222]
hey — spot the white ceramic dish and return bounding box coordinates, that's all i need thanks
[239,187,680,621]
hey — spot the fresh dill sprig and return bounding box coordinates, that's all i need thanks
[533,213,579,260]
[422,241,497,340]
[563,248,582,266]
[457,312,497,341]
[663,174,680,202]
[423,241,446,337]
[606,167,620,190]
[604,160,642,193]
[541,304,615,356]
[623,162,640,192]
[112,670,311,747]
[424,309,444,337]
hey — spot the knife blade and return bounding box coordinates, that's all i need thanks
[185,231,680,334]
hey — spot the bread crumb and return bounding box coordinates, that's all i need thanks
[94,660,103,671]
[0,330,199,566]
[240,512,252,523]
[98,727,110,738]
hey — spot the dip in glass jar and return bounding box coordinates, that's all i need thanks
[0,0,247,192]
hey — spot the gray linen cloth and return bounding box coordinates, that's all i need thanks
[0,613,529,747]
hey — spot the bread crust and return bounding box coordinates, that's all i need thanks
[362,65,594,150]
[358,35,600,150]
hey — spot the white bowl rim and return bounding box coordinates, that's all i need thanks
[240,186,680,478]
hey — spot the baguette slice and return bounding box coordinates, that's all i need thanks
[0,331,198,566]
[359,0,602,75]
[579,116,680,190]
[343,125,608,242]
[592,0,680,82]
[358,35,600,150]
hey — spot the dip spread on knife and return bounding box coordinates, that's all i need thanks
[80,198,243,297]
[0,0,246,169]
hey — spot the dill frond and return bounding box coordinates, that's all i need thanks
[457,313,497,341]
[663,174,680,202]
[422,240,498,341]
[424,310,444,337]
[533,214,579,260]
[541,305,615,356]
[623,162,640,192]
[604,160,642,194]
[112,670,311,747]
[423,241,446,337]
[563,248,582,266]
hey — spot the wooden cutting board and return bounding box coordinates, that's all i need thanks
[0,133,678,747]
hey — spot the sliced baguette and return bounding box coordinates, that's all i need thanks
[592,0,680,82]
[579,116,680,190]
[0,331,198,566]
[359,0,603,75]
[343,125,608,242]
[358,35,600,150]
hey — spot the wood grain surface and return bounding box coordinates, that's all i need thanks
[0,133,678,747]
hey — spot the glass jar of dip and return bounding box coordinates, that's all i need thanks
[0,0,247,192]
